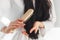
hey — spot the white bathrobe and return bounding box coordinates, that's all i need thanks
[0,0,56,40]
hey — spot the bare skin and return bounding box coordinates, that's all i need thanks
[1,19,44,36]
[22,21,44,36]
[1,19,25,33]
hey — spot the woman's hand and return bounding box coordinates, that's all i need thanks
[1,19,25,33]
[22,21,44,36]
[30,21,44,33]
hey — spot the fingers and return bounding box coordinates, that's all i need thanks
[17,19,24,23]
[30,23,39,33]
[1,19,25,33]
[14,19,25,27]
[15,19,23,24]
[9,19,25,29]
[30,27,35,33]
[35,28,38,34]
[30,27,38,33]
[10,23,25,28]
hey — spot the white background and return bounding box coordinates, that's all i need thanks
[53,0,60,27]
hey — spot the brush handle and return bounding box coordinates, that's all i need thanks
[3,9,34,33]
[20,9,34,22]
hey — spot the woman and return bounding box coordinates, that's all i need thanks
[1,0,56,40]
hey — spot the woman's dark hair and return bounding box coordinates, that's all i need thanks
[24,0,51,39]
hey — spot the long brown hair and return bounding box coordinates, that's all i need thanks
[24,0,51,39]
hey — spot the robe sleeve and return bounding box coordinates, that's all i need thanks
[42,0,56,32]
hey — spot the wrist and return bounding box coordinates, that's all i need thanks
[40,22,45,28]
